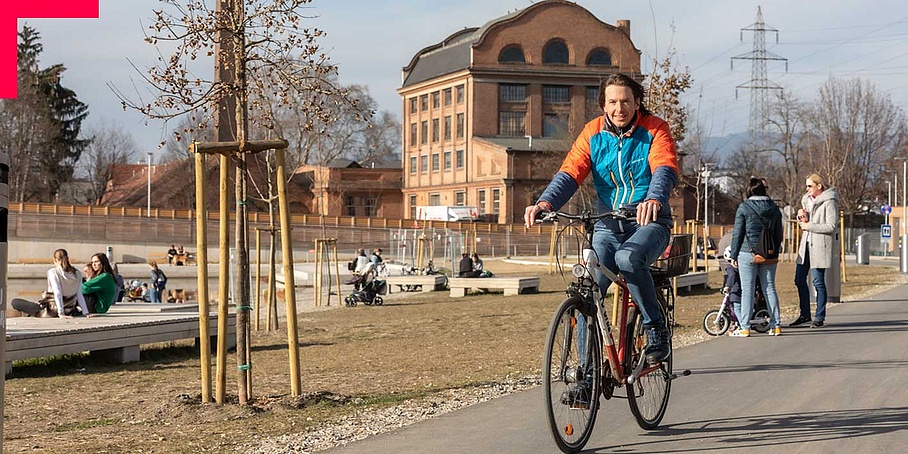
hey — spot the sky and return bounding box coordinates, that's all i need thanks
[22,0,908,163]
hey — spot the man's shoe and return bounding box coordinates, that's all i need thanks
[788,316,811,327]
[560,382,591,409]
[729,328,751,337]
[644,327,671,364]
[810,320,825,328]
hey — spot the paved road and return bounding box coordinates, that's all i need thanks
[325,283,908,453]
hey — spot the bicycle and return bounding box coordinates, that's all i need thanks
[540,208,692,453]
[702,285,771,336]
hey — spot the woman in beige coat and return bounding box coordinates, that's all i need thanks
[790,174,839,328]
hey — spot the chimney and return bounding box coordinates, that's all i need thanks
[616,20,630,37]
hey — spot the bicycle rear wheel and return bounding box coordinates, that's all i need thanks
[625,304,672,430]
[543,296,601,453]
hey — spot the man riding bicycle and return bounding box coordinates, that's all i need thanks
[524,73,679,365]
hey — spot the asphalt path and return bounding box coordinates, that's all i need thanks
[325,283,908,453]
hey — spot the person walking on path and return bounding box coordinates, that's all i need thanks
[790,173,840,328]
[728,178,784,337]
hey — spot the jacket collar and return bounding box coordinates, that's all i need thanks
[603,112,639,137]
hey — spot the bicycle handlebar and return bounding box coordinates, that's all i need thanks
[537,206,636,224]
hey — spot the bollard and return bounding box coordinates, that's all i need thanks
[901,234,908,274]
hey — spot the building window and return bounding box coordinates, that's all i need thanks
[345,196,356,217]
[586,86,601,120]
[409,194,417,219]
[409,122,417,147]
[444,151,452,170]
[365,197,378,217]
[432,91,440,109]
[456,149,464,168]
[498,45,526,63]
[429,193,441,206]
[586,49,612,66]
[543,113,569,137]
[492,188,500,215]
[500,84,527,102]
[456,85,464,103]
[443,88,452,106]
[421,121,428,144]
[478,189,486,214]
[431,153,440,171]
[499,111,526,136]
[543,39,569,64]
[409,156,417,174]
[420,94,428,111]
[444,115,452,141]
[543,85,570,104]
[455,191,465,206]
[420,155,428,173]
[456,113,464,138]
[409,97,418,115]
[432,118,440,142]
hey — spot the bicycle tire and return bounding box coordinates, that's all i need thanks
[626,304,672,430]
[751,309,771,333]
[702,309,730,336]
[543,296,601,453]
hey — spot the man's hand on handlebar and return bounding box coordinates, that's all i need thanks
[524,202,549,228]
[636,199,661,225]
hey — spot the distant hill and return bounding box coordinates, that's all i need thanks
[700,131,749,164]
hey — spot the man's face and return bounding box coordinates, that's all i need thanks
[603,85,639,128]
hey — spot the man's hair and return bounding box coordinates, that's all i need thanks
[598,73,650,116]
[746,177,767,197]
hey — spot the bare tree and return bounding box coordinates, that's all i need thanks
[803,77,907,213]
[77,121,140,204]
[761,90,810,210]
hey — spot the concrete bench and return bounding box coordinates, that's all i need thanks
[674,271,709,291]
[385,275,448,293]
[5,310,236,374]
[448,276,540,297]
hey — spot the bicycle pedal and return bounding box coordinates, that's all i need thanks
[668,369,692,381]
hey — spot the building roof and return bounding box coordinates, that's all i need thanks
[473,136,571,152]
[401,0,615,88]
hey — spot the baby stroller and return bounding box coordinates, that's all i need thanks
[344,277,388,307]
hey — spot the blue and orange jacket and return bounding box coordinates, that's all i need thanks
[537,113,679,227]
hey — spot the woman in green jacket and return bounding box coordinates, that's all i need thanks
[81,253,118,314]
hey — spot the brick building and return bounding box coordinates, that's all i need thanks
[398,0,642,223]
[294,160,404,218]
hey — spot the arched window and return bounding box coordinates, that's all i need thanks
[498,45,526,63]
[542,39,569,64]
[586,49,612,66]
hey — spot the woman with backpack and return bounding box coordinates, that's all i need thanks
[728,177,784,337]
[149,260,167,303]
[790,173,840,328]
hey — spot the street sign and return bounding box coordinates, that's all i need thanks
[882,205,892,215]
[882,224,892,239]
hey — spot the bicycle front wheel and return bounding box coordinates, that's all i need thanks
[543,296,602,453]
[702,309,730,336]
[626,305,672,429]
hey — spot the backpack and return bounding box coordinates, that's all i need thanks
[155,269,168,289]
[347,259,356,272]
[743,202,779,265]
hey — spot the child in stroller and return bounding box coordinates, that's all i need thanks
[344,259,388,306]
[344,276,388,306]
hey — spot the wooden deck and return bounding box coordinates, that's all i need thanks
[5,303,236,374]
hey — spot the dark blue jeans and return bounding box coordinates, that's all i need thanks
[592,220,671,328]
[794,244,827,322]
